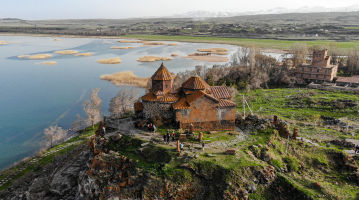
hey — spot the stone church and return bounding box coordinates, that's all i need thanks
[134,63,237,131]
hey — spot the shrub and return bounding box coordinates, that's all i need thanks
[283,156,300,172]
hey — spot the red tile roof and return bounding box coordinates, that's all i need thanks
[219,99,236,107]
[172,98,190,110]
[184,90,194,95]
[210,86,232,99]
[336,75,359,84]
[186,90,206,104]
[182,76,210,90]
[134,102,143,112]
[151,63,173,80]
[153,90,165,96]
[141,92,178,102]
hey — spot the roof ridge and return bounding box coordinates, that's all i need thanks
[151,63,173,80]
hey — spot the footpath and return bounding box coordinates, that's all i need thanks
[0,135,92,188]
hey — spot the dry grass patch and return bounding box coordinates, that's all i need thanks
[0,41,6,45]
[117,40,144,43]
[28,54,53,59]
[197,48,228,52]
[142,41,165,45]
[97,57,122,64]
[54,50,79,54]
[18,55,31,58]
[171,53,179,56]
[212,52,228,55]
[75,52,94,56]
[110,46,134,49]
[102,42,111,44]
[100,71,149,88]
[54,39,61,41]
[165,43,178,46]
[36,61,57,65]
[183,55,229,62]
[137,56,172,62]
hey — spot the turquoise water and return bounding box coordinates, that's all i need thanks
[0,36,242,170]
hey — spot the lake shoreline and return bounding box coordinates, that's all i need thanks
[0,33,288,54]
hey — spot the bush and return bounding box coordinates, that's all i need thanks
[283,156,300,172]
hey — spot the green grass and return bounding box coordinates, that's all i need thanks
[117,35,359,50]
[0,124,97,191]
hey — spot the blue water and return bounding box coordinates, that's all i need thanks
[0,36,245,170]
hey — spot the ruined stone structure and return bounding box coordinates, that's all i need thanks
[288,49,338,84]
[135,63,237,131]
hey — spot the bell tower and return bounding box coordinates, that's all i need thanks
[151,63,174,93]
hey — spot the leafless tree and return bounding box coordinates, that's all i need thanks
[109,88,139,118]
[82,88,102,129]
[71,114,85,132]
[290,43,308,67]
[42,125,67,148]
[227,86,238,101]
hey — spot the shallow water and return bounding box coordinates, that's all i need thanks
[0,36,283,170]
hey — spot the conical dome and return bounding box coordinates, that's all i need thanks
[151,63,173,80]
[182,76,210,90]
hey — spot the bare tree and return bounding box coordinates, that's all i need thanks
[71,114,85,132]
[227,86,238,101]
[82,88,102,129]
[290,43,308,67]
[42,125,67,148]
[109,88,139,118]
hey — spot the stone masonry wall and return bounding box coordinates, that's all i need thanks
[182,120,235,131]
[175,97,236,131]
[143,101,173,119]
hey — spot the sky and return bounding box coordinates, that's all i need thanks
[0,0,358,20]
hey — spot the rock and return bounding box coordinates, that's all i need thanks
[326,143,331,147]
[209,131,218,134]
[27,178,49,200]
[141,142,150,147]
[249,183,257,193]
[50,150,90,195]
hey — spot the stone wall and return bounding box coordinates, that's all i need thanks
[142,101,173,119]
[175,97,236,131]
[181,120,235,131]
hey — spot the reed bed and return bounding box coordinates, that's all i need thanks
[212,52,228,55]
[100,71,149,88]
[102,42,111,44]
[171,53,179,56]
[183,55,229,62]
[0,41,6,45]
[165,43,178,46]
[110,46,134,49]
[197,48,228,52]
[75,52,94,56]
[97,57,122,64]
[137,56,172,62]
[36,61,57,65]
[54,50,79,54]
[117,40,144,43]
[142,41,165,45]
[18,55,31,58]
[54,39,61,41]
[28,54,53,59]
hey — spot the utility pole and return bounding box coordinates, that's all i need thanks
[243,95,246,117]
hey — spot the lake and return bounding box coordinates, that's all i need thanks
[0,36,281,170]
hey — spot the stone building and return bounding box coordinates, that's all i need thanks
[288,49,338,84]
[135,63,237,131]
[336,75,359,87]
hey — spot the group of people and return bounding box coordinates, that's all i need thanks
[147,123,156,133]
[163,130,175,144]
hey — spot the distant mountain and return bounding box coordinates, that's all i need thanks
[164,5,359,18]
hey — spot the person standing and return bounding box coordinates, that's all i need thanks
[180,142,183,152]
[153,124,156,133]
[356,145,359,153]
[163,134,166,142]
[166,132,170,144]
[172,132,175,142]
[351,132,355,139]
[202,141,205,151]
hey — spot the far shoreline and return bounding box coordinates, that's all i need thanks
[0,33,290,54]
